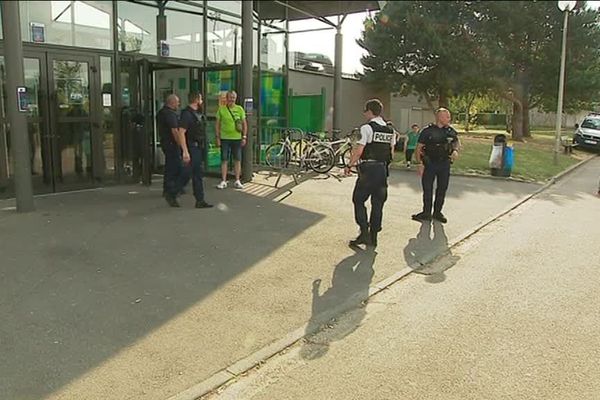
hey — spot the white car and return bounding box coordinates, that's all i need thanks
[574,114,600,150]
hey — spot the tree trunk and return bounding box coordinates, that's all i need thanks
[511,101,524,141]
[522,98,531,138]
[465,94,475,133]
[438,92,449,109]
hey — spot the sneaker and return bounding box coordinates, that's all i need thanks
[216,181,227,189]
[406,162,411,168]
[165,196,180,208]
[234,180,244,190]
[195,201,214,209]
[433,212,448,223]
[411,212,432,222]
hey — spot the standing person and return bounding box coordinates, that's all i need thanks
[178,92,213,209]
[215,90,247,190]
[412,108,460,224]
[404,123,420,168]
[344,99,396,247]
[157,94,189,207]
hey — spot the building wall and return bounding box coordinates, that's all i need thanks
[288,69,391,134]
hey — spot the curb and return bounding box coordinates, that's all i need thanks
[170,154,597,400]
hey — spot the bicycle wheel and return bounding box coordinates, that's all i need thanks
[341,148,358,173]
[306,145,335,174]
[265,143,290,169]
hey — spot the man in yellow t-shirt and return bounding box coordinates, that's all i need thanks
[215,90,247,189]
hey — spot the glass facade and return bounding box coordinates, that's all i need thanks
[117,1,157,55]
[20,1,113,50]
[0,0,290,196]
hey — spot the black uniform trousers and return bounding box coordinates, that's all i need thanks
[422,159,451,215]
[352,162,388,232]
[162,142,186,199]
[181,142,206,202]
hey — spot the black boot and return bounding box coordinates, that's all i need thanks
[165,196,180,208]
[350,228,371,246]
[369,229,378,247]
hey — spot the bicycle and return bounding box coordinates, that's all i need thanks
[264,130,336,174]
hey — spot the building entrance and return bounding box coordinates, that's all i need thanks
[0,49,112,197]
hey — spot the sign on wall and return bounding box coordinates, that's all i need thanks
[30,23,45,43]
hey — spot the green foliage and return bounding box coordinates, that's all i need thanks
[360,1,600,122]
[358,1,486,106]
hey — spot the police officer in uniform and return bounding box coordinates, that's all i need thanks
[412,107,460,223]
[179,92,213,209]
[157,94,188,207]
[345,99,396,247]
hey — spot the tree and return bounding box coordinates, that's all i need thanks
[358,1,487,112]
[471,1,600,140]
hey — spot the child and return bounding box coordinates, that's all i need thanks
[404,124,420,168]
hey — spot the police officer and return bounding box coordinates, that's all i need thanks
[179,92,213,209]
[412,107,460,224]
[345,99,396,247]
[157,94,188,207]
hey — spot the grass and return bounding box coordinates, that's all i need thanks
[391,127,593,183]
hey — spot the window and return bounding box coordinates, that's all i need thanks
[166,9,203,60]
[207,1,242,23]
[117,1,157,55]
[19,1,113,49]
[207,19,241,65]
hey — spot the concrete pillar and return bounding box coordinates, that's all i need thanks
[333,27,343,132]
[241,0,254,182]
[1,1,34,211]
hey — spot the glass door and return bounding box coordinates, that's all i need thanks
[0,53,52,197]
[47,54,101,191]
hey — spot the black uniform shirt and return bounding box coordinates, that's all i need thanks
[418,124,459,162]
[157,106,179,145]
[179,106,206,145]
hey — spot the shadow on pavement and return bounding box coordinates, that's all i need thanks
[0,186,324,399]
[403,221,460,283]
[300,245,376,360]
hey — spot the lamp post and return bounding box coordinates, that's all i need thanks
[554,0,577,165]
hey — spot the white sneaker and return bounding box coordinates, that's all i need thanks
[234,180,244,189]
[217,181,228,189]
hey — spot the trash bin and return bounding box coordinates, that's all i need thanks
[489,134,512,177]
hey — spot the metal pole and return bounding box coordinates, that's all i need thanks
[554,10,569,165]
[157,3,167,56]
[333,25,343,132]
[241,0,254,182]
[1,1,35,211]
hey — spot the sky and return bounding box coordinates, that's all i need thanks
[288,1,600,76]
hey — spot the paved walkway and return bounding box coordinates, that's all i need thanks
[207,159,600,400]
[0,169,539,400]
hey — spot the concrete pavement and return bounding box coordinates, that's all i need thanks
[0,168,539,400]
[206,158,600,400]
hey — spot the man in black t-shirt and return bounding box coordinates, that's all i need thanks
[157,94,187,207]
[412,108,460,224]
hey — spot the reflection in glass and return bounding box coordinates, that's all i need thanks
[207,19,241,65]
[166,9,204,60]
[261,25,286,72]
[19,1,113,49]
[56,121,93,182]
[117,1,157,55]
[53,60,90,118]
[99,56,114,180]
